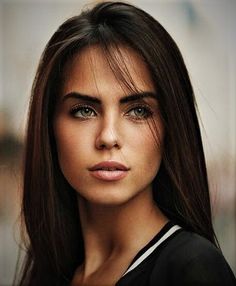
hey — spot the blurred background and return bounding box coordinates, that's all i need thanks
[0,0,235,285]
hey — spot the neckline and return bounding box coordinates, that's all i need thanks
[121,221,181,277]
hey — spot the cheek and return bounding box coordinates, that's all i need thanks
[130,122,163,155]
[53,121,91,174]
[142,138,162,173]
[129,123,163,173]
[54,120,93,153]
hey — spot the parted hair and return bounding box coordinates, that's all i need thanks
[17,2,217,285]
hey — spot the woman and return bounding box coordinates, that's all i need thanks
[17,1,236,285]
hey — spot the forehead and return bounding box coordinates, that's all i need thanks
[61,45,155,98]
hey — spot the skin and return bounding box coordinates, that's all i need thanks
[53,45,168,285]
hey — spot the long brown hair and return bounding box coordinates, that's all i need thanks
[17,2,218,285]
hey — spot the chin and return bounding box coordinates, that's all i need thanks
[78,188,139,207]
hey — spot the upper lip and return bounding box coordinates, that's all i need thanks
[89,161,130,171]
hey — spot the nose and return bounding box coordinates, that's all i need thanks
[95,117,121,150]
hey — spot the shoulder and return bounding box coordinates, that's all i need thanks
[150,229,236,285]
[167,230,222,262]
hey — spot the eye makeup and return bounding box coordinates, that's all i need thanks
[70,104,97,119]
[125,104,154,120]
[63,90,158,122]
[69,102,155,122]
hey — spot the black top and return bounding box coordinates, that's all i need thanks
[116,221,236,286]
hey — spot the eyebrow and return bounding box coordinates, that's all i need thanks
[62,91,157,104]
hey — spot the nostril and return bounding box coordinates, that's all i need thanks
[99,143,106,150]
[96,137,121,150]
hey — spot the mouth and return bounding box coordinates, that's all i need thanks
[89,161,130,181]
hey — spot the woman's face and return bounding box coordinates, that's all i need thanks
[53,46,164,205]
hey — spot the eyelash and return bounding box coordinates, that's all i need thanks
[126,104,153,120]
[70,104,96,118]
[69,104,153,120]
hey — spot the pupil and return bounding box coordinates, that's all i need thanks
[83,108,90,114]
[136,108,144,115]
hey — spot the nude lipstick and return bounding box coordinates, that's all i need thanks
[89,161,130,181]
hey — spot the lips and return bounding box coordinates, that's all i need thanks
[89,161,130,181]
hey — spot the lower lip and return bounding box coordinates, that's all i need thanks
[90,170,128,181]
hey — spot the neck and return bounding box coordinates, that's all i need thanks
[77,188,168,276]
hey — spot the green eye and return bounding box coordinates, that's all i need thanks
[127,106,153,119]
[133,107,147,117]
[70,106,96,118]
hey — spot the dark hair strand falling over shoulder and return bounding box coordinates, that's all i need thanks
[17,2,218,285]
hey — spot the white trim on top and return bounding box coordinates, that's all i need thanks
[122,225,182,277]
